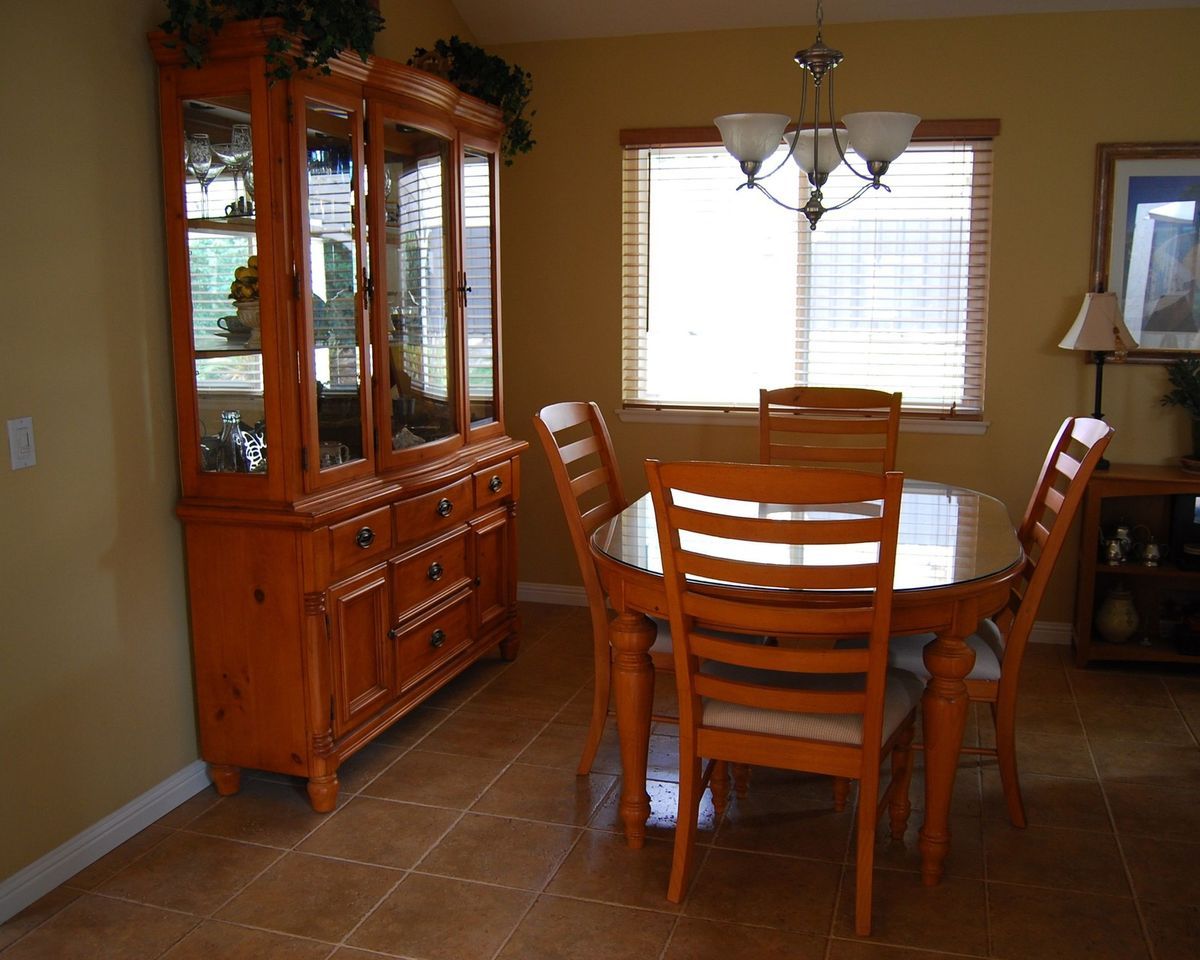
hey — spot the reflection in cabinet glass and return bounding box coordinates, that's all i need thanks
[151,21,526,811]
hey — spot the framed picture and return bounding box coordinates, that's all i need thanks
[1091,141,1200,360]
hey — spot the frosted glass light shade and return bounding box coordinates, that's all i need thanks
[784,129,848,176]
[715,113,790,164]
[843,112,920,164]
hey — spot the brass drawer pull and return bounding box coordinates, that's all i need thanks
[430,628,446,649]
[355,527,375,549]
[488,474,503,493]
[428,561,443,581]
[436,498,453,518]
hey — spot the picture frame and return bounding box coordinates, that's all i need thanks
[1090,141,1200,361]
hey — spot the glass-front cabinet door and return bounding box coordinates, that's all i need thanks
[181,94,270,481]
[370,108,459,466]
[462,144,499,434]
[297,89,371,484]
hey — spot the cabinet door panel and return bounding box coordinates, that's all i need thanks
[328,565,393,734]
[472,508,511,633]
[463,147,498,431]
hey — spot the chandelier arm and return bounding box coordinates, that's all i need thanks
[826,70,875,184]
[754,72,810,184]
[749,180,806,214]
[822,180,890,214]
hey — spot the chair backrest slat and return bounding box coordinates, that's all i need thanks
[760,387,902,471]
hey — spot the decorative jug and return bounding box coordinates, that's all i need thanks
[1095,586,1139,644]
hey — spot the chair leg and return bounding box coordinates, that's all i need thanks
[732,763,752,798]
[994,697,1027,828]
[667,753,703,903]
[833,776,850,812]
[576,644,611,776]
[709,760,731,817]
[889,723,916,839]
[854,767,880,937]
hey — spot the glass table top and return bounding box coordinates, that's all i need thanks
[592,479,1023,594]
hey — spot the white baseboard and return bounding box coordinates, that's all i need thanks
[0,760,210,924]
[517,582,1073,648]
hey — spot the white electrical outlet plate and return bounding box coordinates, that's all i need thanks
[7,417,36,470]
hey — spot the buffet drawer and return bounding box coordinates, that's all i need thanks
[394,594,471,690]
[391,530,471,621]
[473,460,514,510]
[393,478,473,545]
[329,505,395,577]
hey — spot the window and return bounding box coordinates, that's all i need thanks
[620,122,996,417]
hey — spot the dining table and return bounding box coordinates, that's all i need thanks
[590,477,1024,886]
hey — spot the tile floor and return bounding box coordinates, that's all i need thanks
[3,601,1199,959]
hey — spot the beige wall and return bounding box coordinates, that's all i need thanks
[493,10,1200,620]
[2,1,1197,886]
[0,0,472,885]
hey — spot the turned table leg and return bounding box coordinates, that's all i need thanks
[918,629,975,886]
[610,611,657,848]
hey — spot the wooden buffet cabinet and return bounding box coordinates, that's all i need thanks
[150,22,525,810]
[1073,463,1200,667]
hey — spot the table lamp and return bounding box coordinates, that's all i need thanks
[1059,291,1139,469]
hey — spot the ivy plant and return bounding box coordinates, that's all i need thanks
[160,1,385,81]
[409,37,535,164]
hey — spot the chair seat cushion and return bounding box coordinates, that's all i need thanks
[886,618,1004,682]
[699,663,924,746]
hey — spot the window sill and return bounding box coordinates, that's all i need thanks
[615,407,989,436]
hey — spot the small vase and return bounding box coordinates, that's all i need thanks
[1095,586,1139,644]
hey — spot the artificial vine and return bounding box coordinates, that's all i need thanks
[409,37,535,164]
[160,1,385,80]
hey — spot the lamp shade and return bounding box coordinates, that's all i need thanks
[842,111,920,164]
[1059,292,1140,353]
[714,113,790,164]
[783,129,848,177]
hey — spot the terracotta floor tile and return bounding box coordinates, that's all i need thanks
[546,831,680,910]
[870,814,984,880]
[826,941,973,959]
[152,789,222,829]
[987,882,1148,960]
[517,721,619,772]
[63,825,175,891]
[1091,738,1200,785]
[0,887,80,952]
[416,708,547,762]
[1068,671,1173,707]
[471,763,615,825]
[495,895,675,960]
[1120,835,1200,906]
[349,873,532,960]
[160,920,332,958]
[980,769,1109,830]
[1104,779,1200,841]
[186,778,335,848]
[983,821,1128,895]
[361,748,507,808]
[1140,900,1200,960]
[297,796,459,868]
[588,777,719,843]
[333,739,404,794]
[1007,696,1085,738]
[831,869,988,954]
[684,848,842,934]
[373,705,453,748]
[418,812,580,889]
[0,895,198,960]
[216,852,401,941]
[714,789,853,864]
[1077,701,1196,744]
[1013,731,1098,780]
[98,831,281,915]
[663,917,827,959]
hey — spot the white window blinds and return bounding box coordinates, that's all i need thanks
[620,122,995,417]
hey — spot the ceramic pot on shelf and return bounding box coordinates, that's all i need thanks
[235,298,261,347]
[1095,586,1139,644]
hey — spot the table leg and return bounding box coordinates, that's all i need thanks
[918,629,975,886]
[610,610,656,849]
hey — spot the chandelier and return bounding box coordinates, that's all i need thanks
[715,1,919,230]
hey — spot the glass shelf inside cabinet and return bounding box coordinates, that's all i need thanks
[184,96,266,475]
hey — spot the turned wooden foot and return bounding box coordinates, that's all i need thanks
[209,764,241,796]
[306,775,339,813]
[499,634,521,661]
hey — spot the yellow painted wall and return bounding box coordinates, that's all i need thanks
[0,0,471,886]
[493,10,1200,621]
[2,0,1197,887]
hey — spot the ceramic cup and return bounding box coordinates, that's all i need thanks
[318,440,350,467]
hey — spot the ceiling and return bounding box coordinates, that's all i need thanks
[451,0,1199,45]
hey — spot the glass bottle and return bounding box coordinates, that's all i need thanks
[216,409,250,472]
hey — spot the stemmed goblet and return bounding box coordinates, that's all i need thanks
[185,133,226,217]
[212,124,252,201]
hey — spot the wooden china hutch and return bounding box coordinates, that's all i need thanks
[149,22,525,811]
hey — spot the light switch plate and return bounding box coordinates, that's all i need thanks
[7,417,36,469]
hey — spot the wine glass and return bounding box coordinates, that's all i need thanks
[185,134,225,216]
[213,124,252,199]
